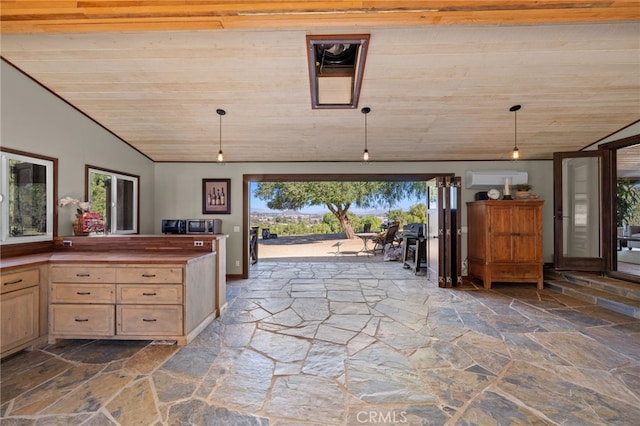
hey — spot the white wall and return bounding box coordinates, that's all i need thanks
[1,60,156,235]
[155,160,554,275]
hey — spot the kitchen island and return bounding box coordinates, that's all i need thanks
[48,250,216,345]
[1,234,227,357]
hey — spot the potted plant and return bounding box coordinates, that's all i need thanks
[59,196,92,236]
[617,178,640,236]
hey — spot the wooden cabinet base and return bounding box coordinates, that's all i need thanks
[48,312,214,346]
[48,254,216,346]
[469,261,543,289]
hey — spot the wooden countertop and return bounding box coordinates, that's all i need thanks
[1,251,215,271]
[50,251,215,265]
[0,254,51,271]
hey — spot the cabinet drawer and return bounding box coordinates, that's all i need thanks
[490,264,542,281]
[50,304,115,336]
[117,305,182,336]
[117,284,183,304]
[51,283,115,304]
[490,264,517,280]
[116,267,183,284]
[1,268,40,294]
[51,266,115,283]
[512,264,542,280]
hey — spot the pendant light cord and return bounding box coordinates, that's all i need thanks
[514,109,518,150]
[361,106,371,162]
[216,108,226,162]
[364,112,368,152]
[510,104,521,159]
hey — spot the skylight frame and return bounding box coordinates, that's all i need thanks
[306,34,370,109]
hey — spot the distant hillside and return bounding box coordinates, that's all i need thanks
[250,208,388,217]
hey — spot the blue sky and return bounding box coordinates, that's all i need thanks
[249,181,421,214]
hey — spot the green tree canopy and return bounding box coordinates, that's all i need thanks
[388,203,426,228]
[254,181,426,238]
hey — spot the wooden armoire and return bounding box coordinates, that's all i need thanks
[466,200,543,289]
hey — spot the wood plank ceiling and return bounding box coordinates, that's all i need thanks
[1,1,639,164]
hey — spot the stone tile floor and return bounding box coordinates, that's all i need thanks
[1,260,640,425]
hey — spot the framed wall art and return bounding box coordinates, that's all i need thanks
[202,179,230,214]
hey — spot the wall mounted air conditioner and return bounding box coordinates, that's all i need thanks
[465,170,528,189]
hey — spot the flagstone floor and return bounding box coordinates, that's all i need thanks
[2,260,640,425]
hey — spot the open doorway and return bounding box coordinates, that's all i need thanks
[242,173,452,279]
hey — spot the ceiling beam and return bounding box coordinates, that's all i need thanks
[2,1,638,33]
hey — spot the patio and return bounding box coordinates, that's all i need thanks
[257,233,397,263]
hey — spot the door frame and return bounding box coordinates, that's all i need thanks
[553,133,640,280]
[602,134,640,282]
[241,173,453,279]
[553,150,605,271]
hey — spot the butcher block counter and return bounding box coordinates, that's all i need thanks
[1,234,227,356]
[48,251,212,264]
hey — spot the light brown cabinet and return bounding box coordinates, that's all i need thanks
[1,267,41,357]
[467,200,543,289]
[49,256,215,345]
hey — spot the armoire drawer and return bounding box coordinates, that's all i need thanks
[490,264,541,280]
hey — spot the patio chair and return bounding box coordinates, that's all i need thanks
[372,221,400,254]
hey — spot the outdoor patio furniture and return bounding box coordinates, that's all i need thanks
[372,222,400,254]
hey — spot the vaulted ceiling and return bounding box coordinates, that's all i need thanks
[1,1,639,164]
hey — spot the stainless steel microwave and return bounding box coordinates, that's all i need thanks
[185,219,214,234]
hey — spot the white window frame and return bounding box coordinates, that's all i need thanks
[0,151,54,244]
[88,167,138,235]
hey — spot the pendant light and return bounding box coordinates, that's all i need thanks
[361,106,371,162]
[216,108,226,163]
[510,104,521,160]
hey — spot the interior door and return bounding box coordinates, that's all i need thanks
[553,151,605,271]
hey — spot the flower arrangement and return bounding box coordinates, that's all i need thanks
[59,196,91,215]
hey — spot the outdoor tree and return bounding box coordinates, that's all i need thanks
[254,181,426,238]
[388,203,426,228]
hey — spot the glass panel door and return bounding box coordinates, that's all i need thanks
[427,176,462,287]
[553,151,605,270]
[615,143,640,278]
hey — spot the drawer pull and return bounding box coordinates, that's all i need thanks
[76,273,91,277]
[75,318,89,322]
[142,318,157,322]
[141,274,157,278]
[4,278,23,286]
[76,291,91,295]
[142,292,157,296]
